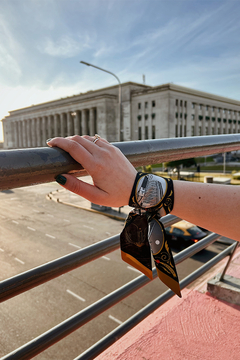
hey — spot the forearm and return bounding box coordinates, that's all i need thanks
[172,181,240,242]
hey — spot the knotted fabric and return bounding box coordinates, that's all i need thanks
[120,172,181,297]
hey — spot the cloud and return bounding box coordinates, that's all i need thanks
[40,35,83,58]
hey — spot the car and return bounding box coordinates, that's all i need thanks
[165,220,207,248]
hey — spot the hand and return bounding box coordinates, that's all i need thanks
[47,135,137,207]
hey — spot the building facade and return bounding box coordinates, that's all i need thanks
[2,82,240,149]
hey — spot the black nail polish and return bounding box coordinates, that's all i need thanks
[46,138,52,143]
[55,175,67,185]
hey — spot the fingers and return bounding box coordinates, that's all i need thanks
[56,174,108,205]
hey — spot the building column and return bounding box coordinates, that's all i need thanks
[47,115,51,140]
[194,105,199,136]
[18,121,23,148]
[67,112,73,136]
[31,118,36,147]
[74,111,81,135]
[41,116,47,146]
[22,120,26,147]
[26,119,31,147]
[53,114,58,137]
[81,110,87,134]
[60,113,65,137]
[89,108,95,136]
[36,117,41,146]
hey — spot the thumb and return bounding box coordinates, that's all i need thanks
[55,174,107,205]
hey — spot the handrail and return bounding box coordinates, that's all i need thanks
[1,134,240,190]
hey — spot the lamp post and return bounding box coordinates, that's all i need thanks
[80,61,122,142]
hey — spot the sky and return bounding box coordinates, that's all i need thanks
[0,0,240,142]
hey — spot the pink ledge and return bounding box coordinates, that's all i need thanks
[95,288,240,360]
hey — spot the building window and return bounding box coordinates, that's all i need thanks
[223,109,226,114]
[218,128,221,134]
[206,116,210,121]
[152,100,156,107]
[206,127,209,135]
[184,113,187,119]
[212,127,215,135]
[175,124,178,137]
[145,102,148,109]
[212,107,215,111]
[180,125,182,137]
[137,115,142,121]
[212,117,215,122]
[191,126,195,136]
[138,103,141,110]
[180,100,183,107]
[206,105,209,111]
[138,127,142,140]
[184,125,186,137]
[199,104,202,110]
[218,108,221,112]
[180,113,182,118]
[145,114,148,120]
[152,125,156,139]
[199,127,202,136]
[191,114,195,120]
[218,118,221,123]
[228,119,232,124]
[184,101,187,107]
[192,103,195,109]
[199,115,203,121]
[176,99,178,106]
[176,112,178,118]
[145,126,148,139]
[151,113,156,119]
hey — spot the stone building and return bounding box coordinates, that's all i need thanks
[2,82,240,149]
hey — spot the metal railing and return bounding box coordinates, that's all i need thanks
[0,134,240,360]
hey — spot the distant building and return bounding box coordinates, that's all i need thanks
[2,82,240,149]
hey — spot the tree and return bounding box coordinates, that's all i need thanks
[164,158,196,180]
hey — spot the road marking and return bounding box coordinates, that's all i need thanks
[45,234,56,239]
[102,256,110,261]
[15,257,25,265]
[127,266,142,274]
[12,220,19,225]
[27,226,36,231]
[66,289,85,302]
[108,315,123,325]
[83,225,93,230]
[47,214,54,217]
[0,248,4,252]
[64,219,70,222]
[69,243,81,249]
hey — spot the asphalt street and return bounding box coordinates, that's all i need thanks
[0,183,229,360]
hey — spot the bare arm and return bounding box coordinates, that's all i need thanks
[47,135,240,242]
[172,181,240,241]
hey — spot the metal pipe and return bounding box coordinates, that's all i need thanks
[1,135,240,190]
[219,240,239,281]
[3,241,234,360]
[0,215,180,302]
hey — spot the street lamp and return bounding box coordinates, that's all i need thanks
[80,61,122,142]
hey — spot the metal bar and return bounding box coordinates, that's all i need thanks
[75,243,235,360]
[219,240,239,281]
[1,230,221,360]
[1,135,240,190]
[0,215,180,302]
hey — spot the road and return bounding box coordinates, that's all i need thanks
[0,183,229,359]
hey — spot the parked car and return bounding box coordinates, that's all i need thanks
[165,220,207,248]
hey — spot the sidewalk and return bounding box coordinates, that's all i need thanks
[95,247,240,360]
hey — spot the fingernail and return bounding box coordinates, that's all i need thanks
[46,138,52,143]
[55,175,67,185]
